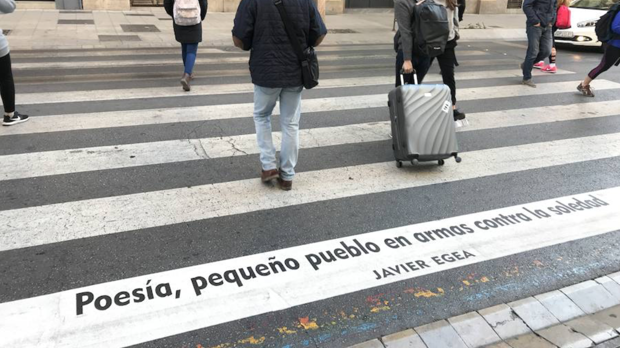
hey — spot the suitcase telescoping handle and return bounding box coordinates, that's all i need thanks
[400,70,418,86]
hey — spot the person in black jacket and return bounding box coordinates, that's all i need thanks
[521,0,556,88]
[164,0,207,91]
[232,0,327,191]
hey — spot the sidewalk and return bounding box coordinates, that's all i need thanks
[1,8,527,51]
[352,272,620,348]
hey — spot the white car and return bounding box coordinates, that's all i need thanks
[554,0,615,47]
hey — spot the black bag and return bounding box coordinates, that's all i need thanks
[274,0,319,89]
[412,0,450,58]
[595,3,620,43]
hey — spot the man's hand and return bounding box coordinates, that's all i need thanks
[232,36,244,50]
[402,60,414,74]
[314,34,326,47]
[534,23,541,27]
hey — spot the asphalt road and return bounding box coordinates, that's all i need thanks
[0,40,619,348]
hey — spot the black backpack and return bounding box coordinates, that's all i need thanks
[595,3,620,43]
[412,0,450,57]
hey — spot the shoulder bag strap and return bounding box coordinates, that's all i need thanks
[274,0,306,62]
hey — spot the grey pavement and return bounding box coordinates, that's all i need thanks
[353,274,620,348]
[1,8,528,50]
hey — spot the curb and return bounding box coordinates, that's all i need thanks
[350,272,620,348]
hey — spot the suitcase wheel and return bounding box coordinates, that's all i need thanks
[438,159,445,166]
[411,159,419,166]
[455,156,462,163]
[396,161,403,168]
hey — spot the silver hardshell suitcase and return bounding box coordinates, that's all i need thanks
[387,75,461,167]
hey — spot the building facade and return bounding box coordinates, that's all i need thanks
[16,0,523,14]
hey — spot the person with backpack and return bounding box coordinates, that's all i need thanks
[577,2,620,97]
[1,0,28,127]
[521,0,557,87]
[533,0,571,74]
[164,0,208,92]
[430,0,466,123]
[232,0,327,191]
[394,0,466,124]
[394,0,431,87]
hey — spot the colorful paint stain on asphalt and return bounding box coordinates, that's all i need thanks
[192,254,609,348]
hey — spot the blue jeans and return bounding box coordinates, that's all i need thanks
[253,85,303,181]
[523,25,553,80]
[181,43,198,75]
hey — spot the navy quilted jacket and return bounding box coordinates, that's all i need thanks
[522,0,556,27]
[232,0,327,88]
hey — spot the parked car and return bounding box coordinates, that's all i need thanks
[554,0,615,47]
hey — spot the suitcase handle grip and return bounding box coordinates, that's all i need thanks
[400,71,418,86]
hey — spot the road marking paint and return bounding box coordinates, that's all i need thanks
[10,51,488,69]
[3,96,620,180]
[1,187,618,348]
[1,68,579,108]
[9,45,398,59]
[0,69,580,137]
[10,54,404,70]
[2,132,620,251]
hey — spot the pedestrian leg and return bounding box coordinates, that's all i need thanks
[522,25,543,86]
[253,85,281,173]
[277,86,303,185]
[1,53,28,127]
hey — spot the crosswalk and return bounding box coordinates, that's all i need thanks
[1,43,620,348]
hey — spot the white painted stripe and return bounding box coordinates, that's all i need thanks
[3,97,619,181]
[1,132,620,252]
[10,45,398,59]
[11,54,403,70]
[1,187,618,348]
[0,69,577,136]
[2,70,581,107]
[0,122,386,181]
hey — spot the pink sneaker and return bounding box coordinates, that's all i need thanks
[533,61,545,69]
[542,65,557,73]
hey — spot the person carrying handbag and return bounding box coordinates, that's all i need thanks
[232,0,327,191]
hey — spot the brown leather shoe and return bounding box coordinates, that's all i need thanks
[180,73,191,92]
[261,169,279,182]
[277,177,292,191]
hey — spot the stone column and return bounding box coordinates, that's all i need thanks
[325,0,345,14]
[313,0,327,19]
[479,0,508,14]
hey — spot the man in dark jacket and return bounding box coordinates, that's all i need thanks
[232,0,327,191]
[521,0,556,87]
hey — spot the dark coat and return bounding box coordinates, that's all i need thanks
[232,0,327,88]
[522,0,556,27]
[164,0,208,44]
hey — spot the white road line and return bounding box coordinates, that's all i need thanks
[1,187,618,348]
[9,45,398,59]
[1,132,620,252]
[0,69,578,137]
[1,69,579,107]
[11,53,403,70]
[0,122,387,181]
[3,97,619,181]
